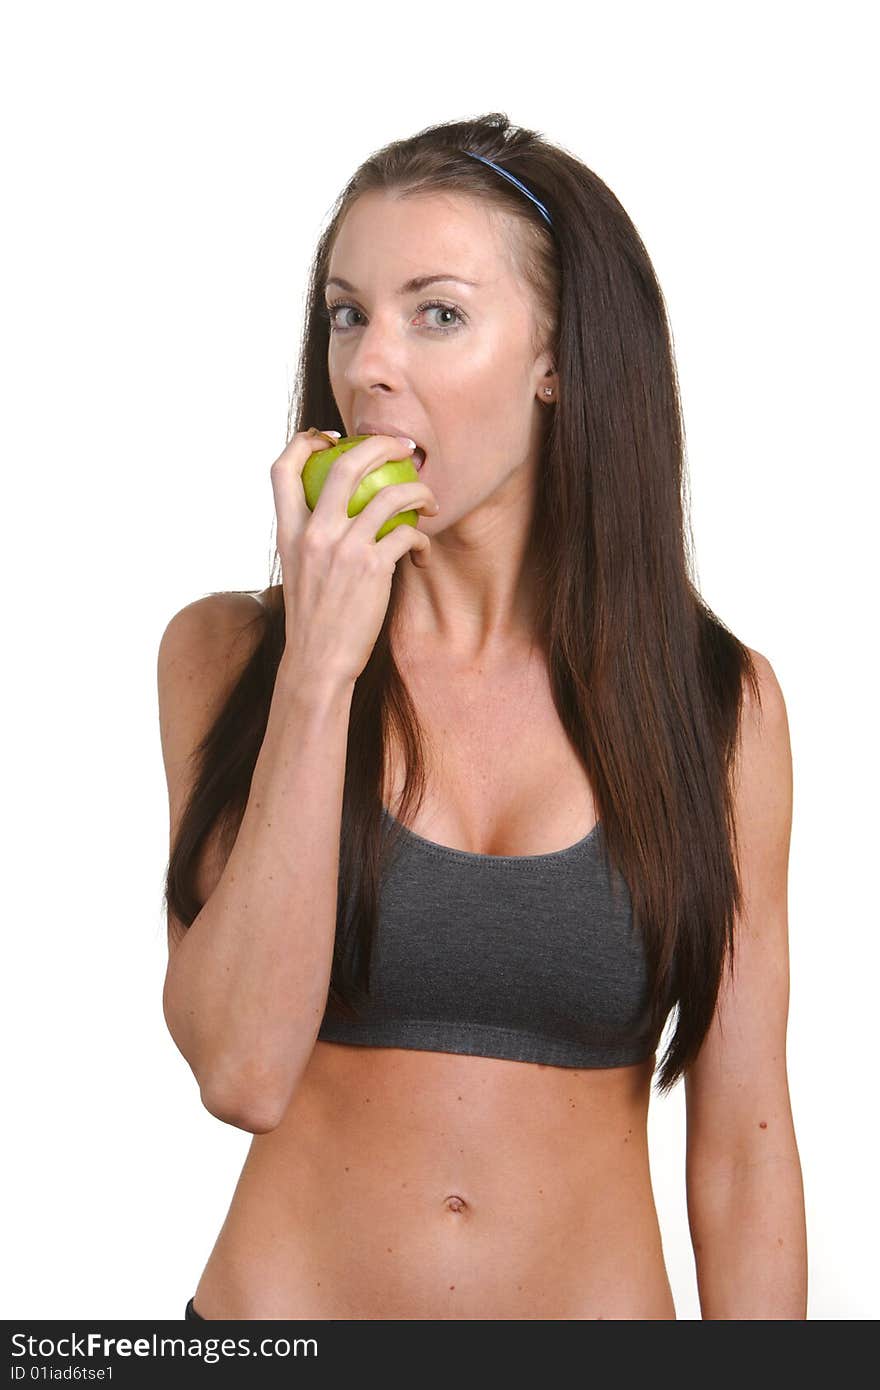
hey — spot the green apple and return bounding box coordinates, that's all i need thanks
[301,433,420,541]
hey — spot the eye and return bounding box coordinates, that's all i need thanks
[321,298,467,335]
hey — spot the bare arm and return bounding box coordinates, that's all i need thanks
[685,650,807,1317]
[159,596,355,1133]
[687,1140,807,1319]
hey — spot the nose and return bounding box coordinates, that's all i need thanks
[333,310,407,394]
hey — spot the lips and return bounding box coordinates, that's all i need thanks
[354,422,427,470]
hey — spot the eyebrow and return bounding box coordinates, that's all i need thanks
[323,273,481,295]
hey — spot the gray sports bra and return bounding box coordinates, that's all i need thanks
[316,807,660,1070]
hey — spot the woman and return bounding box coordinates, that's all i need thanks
[159,113,806,1320]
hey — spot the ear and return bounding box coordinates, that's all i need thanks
[537,371,557,402]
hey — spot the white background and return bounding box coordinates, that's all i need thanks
[2,0,877,1321]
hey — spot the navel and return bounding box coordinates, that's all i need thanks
[443,1194,468,1214]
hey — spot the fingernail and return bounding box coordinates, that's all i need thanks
[397,436,417,451]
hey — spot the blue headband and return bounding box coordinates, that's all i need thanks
[461,150,553,229]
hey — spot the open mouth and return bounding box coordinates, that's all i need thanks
[412,446,427,471]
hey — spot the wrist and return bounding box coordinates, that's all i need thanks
[274,655,356,709]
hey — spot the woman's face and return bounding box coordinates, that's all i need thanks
[323,189,554,528]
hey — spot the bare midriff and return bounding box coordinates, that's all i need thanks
[191,1042,675,1320]
[190,600,676,1318]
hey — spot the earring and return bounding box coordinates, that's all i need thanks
[544,387,553,397]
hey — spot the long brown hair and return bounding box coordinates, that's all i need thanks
[163,112,761,1096]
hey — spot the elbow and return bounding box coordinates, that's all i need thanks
[198,1055,297,1135]
[199,1079,284,1134]
[162,983,308,1133]
[163,989,290,1133]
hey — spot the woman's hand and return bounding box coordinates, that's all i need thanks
[270,429,439,687]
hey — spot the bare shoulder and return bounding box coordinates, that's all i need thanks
[684,642,795,1168]
[157,589,269,796]
[158,590,269,950]
[158,589,266,671]
[157,589,268,787]
[739,645,789,744]
[157,587,267,762]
